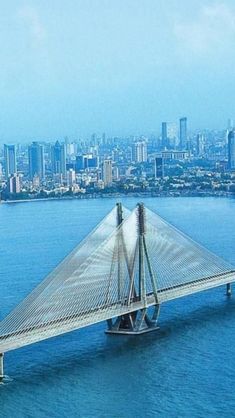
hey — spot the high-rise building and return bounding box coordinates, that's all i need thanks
[75,154,99,172]
[66,142,77,157]
[28,142,45,180]
[155,156,164,178]
[51,141,66,176]
[196,134,205,157]
[101,160,112,187]
[179,117,187,150]
[67,168,76,187]
[112,165,119,181]
[225,129,229,145]
[7,174,21,193]
[161,122,178,149]
[228,130,235,170]
[132,141,147,163]
[84,155,99,169]
[161,122,168,148]
[75,155,85,171]
[4,144,16,178]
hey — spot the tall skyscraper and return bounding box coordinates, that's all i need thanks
[196,134,205,157]
[51,141,66,175]
[155,156,164,178]
[132,141,147,163]
[161,122,168,148]
[161,122,178,149]
[101,160,112,187]
[179,117,187,150]
[28,142,45,180]
[4,144,16,178]
[66,142,77,157]
[228,130,235,170]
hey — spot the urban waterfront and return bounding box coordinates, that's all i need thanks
[2,126,235,203]
[1,197,235,417]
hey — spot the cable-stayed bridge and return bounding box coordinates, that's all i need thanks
[0,203,234,379]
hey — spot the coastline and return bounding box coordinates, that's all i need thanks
[1,190,234,204]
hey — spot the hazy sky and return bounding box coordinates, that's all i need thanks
[1,0,235,142]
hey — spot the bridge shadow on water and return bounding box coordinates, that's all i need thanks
[4,289,235,386]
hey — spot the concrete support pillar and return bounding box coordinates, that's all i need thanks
[0,353,4,379]
[138,203,146,304]
[227,283,232,296]
[116,203,123,301]
[106,202,160,335]
[116,202,123,226]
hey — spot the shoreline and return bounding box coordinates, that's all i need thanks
[1,191,235,204]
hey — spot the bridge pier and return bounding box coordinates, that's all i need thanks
[227,283,232,296]
[106,305,160,335]
[0,353,4,380]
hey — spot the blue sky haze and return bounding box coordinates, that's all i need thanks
[1,0,235,142]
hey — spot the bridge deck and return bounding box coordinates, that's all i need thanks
[1,270,234,353]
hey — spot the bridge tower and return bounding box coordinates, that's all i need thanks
[106,203,160,335]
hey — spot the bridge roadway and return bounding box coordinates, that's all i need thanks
[0,270,234,354]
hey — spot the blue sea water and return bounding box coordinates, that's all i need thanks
[1,197,235,418]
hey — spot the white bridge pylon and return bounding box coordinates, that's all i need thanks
[0,203,235,377]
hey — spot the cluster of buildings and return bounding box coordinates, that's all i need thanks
[1,116,235,200]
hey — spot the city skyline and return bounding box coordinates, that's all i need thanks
[1,122,235,202]
[1,117,234,145]
[1,1,235,141]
